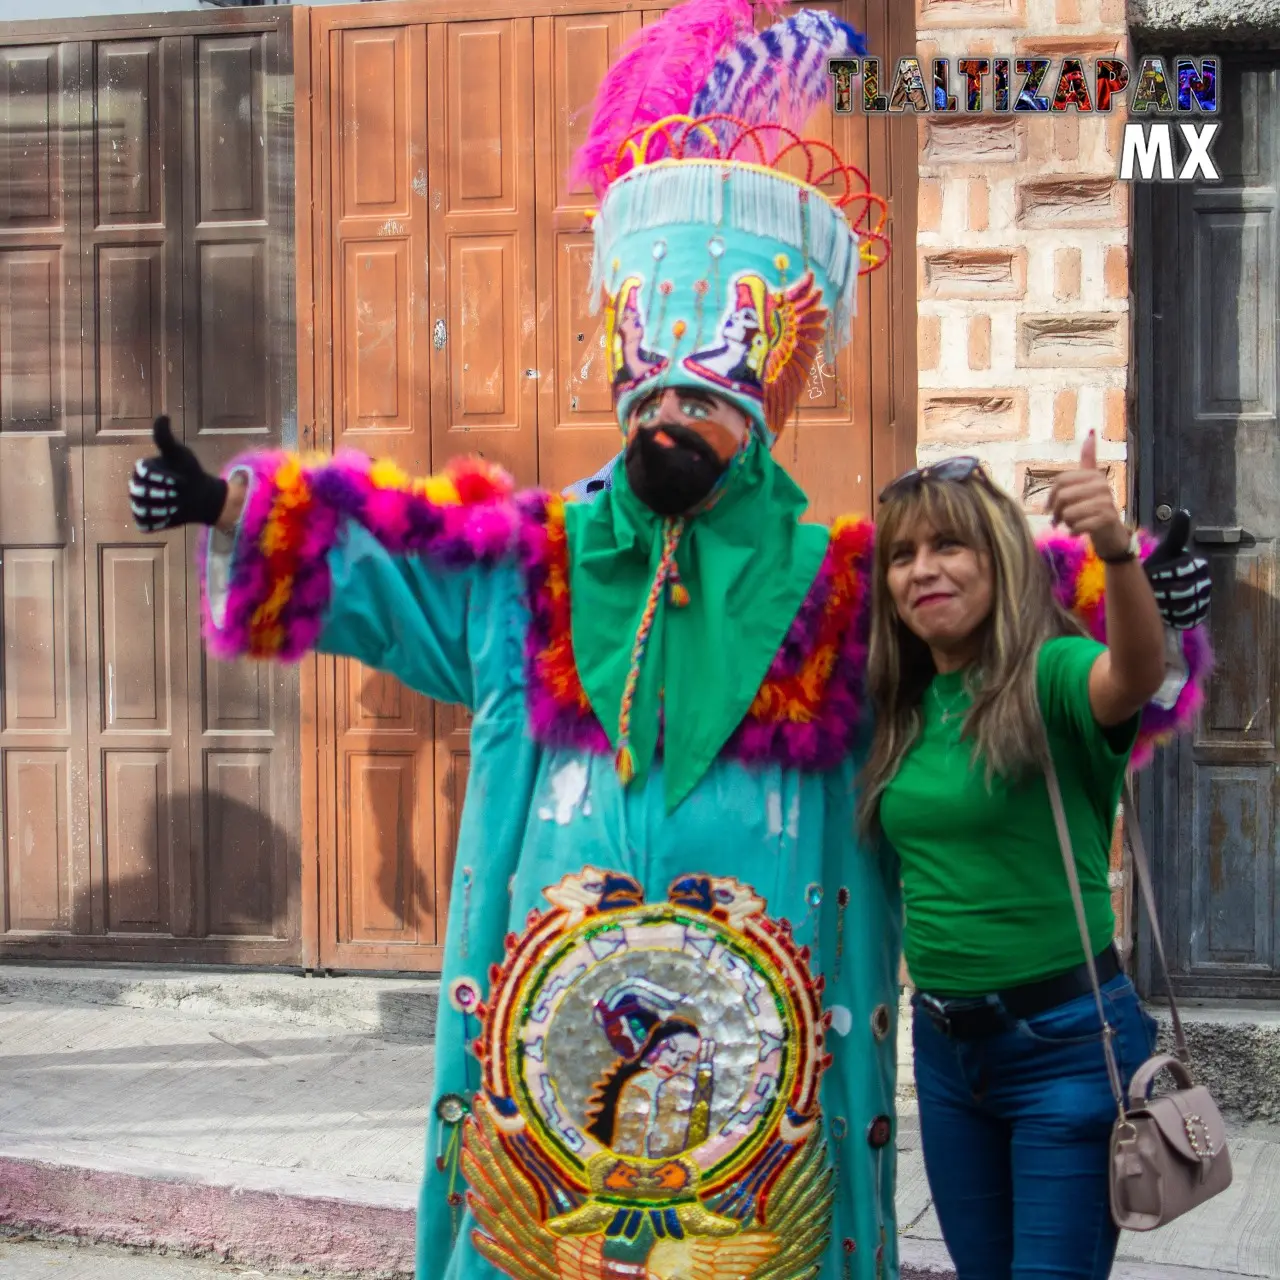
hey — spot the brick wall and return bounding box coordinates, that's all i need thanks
[915,0,1131,521]
[913,0,1136,959]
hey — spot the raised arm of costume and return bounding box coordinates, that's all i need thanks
[130,419,530,708]
[198,450,531,708]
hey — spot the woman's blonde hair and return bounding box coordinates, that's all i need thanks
[856,470,1083,834]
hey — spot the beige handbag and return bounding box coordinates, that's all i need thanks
[1042,760,1233,1231]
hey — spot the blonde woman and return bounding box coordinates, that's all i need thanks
[861,435,1171,1280]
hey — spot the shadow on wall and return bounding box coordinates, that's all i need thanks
[93,786,298,959]
[348,665,466,952]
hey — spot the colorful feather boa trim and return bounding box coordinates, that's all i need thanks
[197,447,1210,774]
[522,505,876,770]
[197,450,519,661]
[1039,531,1213,768]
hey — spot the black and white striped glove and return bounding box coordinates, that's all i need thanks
[1144,510,1212,630]
[129,416,228,532]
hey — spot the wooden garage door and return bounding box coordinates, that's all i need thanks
[307,0,917,971]
[0,11,301,963]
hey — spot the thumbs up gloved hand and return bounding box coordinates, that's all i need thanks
[1143,509,1212,630]
[129,416,229,532]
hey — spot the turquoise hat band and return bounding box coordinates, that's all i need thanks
[589,160,859,443]
[590,161,859,341]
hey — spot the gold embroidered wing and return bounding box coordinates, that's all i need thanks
[462,1102,641,1280]
[753,1132,835,1280]
[761,271,828,435]
[646,1135,831,1280]
[646,1234,781,1280]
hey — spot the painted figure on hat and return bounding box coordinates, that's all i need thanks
[683,274,772,395]
[606,275,670,395]
[124,5,1213,1280]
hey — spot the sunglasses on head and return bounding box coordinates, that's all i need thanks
[878,456,992,504]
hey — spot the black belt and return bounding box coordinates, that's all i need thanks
[915,945,1121,1040]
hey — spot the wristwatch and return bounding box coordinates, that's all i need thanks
[1099,530,1141,564]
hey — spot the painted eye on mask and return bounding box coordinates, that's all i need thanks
[680,399,711,420]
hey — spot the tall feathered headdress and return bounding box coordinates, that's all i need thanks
[568,0,771,200]
[572,0,890,444]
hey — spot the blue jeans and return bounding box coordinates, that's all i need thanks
[912,974,1159,1280]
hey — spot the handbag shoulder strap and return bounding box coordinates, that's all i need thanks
[1121,776,1190,1063]
[1041,753,1192,1097]
[1040,755,1127,1113]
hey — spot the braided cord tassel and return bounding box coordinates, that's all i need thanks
[616,517,685,784]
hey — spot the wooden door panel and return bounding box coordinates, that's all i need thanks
[1188,766,1273,970]
[181,27,299,953]
[432,702,471,940]
[320,19,437,968]
[203,749,279,935]
[3,753,72,932]
[332,24,427,449]
[338,664,435,947]
[0,12,299,964]
[0,39,89,941]
[80,34,190,942]
[1145,63,1280,997]
[343,752,422,940]
[2,549,70,735]
[341,239,415,428]
[101,751,172,934]
[1196,549,1275,753]
[0,250,61,429]
[428,18,536,483]
[774,5,874,526]
[1,553,74,933]
[533,11,640,494]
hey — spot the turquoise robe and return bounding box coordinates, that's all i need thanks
[201,452,903,1280]
[322,529,901,1280]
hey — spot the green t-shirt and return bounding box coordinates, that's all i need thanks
[879,635,1138,994]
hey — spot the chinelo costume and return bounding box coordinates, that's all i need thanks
[127,4,1212,1280]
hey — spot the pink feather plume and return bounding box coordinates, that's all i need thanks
[568,0,782,200]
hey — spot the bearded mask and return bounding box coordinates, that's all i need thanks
[624,420,729,516]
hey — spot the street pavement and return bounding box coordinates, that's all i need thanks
[1,973,1278,1279]
[0,1237,286,1278]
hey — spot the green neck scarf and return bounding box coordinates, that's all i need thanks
[563,441,829,813]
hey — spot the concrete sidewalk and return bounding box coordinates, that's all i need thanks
[2,965,1278,1279]
[0,1236,289,1279]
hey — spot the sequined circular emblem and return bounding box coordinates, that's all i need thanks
[867,1114,892,1149]
[436,1093,468,1125]
[871,1002,892,1041]
[447,976,481,1014]
[462,869,835,1275]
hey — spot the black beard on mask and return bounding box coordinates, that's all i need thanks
[624,421,729,517]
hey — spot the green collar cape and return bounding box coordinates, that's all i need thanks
[562,440,830,812]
